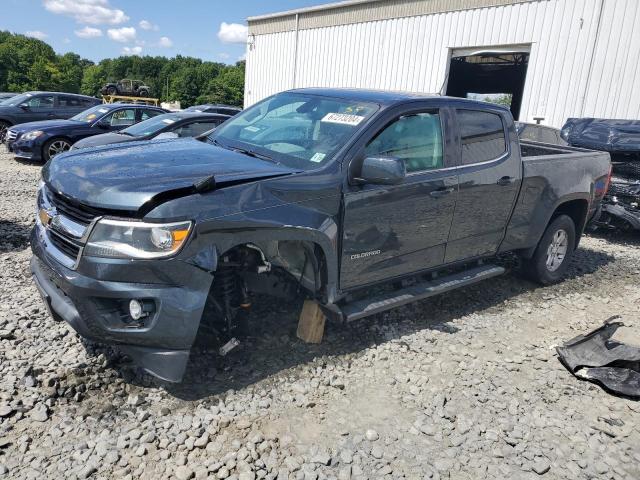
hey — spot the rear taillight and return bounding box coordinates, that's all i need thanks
[597,164,613,197]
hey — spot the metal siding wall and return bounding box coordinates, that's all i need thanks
[246,0,640,127]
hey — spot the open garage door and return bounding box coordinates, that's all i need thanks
[445,45,530,120]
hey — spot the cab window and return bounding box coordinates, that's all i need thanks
[140,109,163,121]
[24,95,54,108]
[58,96,82,107]
[103,109,136,127]
[175,121,223,137]
[457,110,506,165]
[365,112,443,173]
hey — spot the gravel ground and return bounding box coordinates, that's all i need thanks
[1,152,639,480]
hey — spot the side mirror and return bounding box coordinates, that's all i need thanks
[95,119,110,129]
[354,156,406,185]
[19,104,29,110]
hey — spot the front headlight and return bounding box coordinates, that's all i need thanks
[22,130,44,141]
[84,219,193,259]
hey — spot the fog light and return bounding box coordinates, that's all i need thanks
[129,299,144,320]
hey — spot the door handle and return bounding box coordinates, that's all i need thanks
[497,176,514,186]
[429,187,455,198]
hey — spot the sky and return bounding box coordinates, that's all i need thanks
[0,0,324,63]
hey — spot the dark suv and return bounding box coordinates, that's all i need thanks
[0,92,101,142]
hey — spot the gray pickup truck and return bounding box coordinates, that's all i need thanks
[31,89,611,382]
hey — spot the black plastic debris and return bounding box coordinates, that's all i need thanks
[556,317,640,398]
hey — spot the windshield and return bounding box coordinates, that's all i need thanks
[207,92,378,170]
[70,105,111,123]
[0,92,34,106]
[123,113,179,137]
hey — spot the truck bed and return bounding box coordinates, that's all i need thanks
[520,140,596,158]
[500,141,611,253]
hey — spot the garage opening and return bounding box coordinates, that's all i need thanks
[445,46,530,120]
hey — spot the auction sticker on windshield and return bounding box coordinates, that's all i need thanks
[321,113,364,126]
[310,152,326,163]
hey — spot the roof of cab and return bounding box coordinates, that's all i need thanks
[287,88,440,105]
[285,87,512,113]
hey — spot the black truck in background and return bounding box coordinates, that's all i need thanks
[562,118,640,231]
[31,89,611,382]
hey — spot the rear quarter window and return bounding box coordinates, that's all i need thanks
[457,110,506,165]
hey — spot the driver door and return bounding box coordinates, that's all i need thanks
[16,94,55,122]
[340,107,458,290]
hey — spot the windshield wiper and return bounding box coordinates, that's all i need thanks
[210,138,279,164]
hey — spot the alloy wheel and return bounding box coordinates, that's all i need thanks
[545,229,568,272]
[48,140,71,159]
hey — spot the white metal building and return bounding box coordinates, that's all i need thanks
[245,0,640,127]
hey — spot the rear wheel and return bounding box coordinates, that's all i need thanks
[523,214,576,285]
[0,121,10,143]
[43,138,71,162]
[106,86,117,96]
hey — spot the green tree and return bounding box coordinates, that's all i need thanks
[0,31,246,107]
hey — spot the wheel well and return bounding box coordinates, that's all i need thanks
[551,199,589,248]
[219,241,328,296]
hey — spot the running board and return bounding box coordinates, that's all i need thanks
[340,264,505,322]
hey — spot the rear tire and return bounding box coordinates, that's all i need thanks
[106,86,117,96]
[523,214,576,285]
[138,89,149,98]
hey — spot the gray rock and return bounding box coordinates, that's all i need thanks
[532,458,550,475]
[0,406,13,418]
[175,466,195,480]
[29,403,49,422]
[364,429,379,442]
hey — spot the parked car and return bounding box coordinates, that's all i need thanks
[562,118,640,231]
[0,91,101,143]
[72,112,230,150]
[100,79,151,98]
[516,122,567,146]
[184,104,242,116]
[6,103,166,161]
[31,89,610,382]
[0,92,19,101]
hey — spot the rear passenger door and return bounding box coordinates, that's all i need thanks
[341,106,458,289]
[57,95,85,118]
[444,109,522,264]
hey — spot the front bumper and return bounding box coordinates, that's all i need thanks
[11,138,41,161]
[30,228,214,382]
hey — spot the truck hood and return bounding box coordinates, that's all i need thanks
[43,138,300,212]
[11,119,83,133]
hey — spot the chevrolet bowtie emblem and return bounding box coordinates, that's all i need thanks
[38,207,56,226]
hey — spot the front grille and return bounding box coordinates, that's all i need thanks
[6,130,17,142]
[48,230,81,259]
[49,191,101,226]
